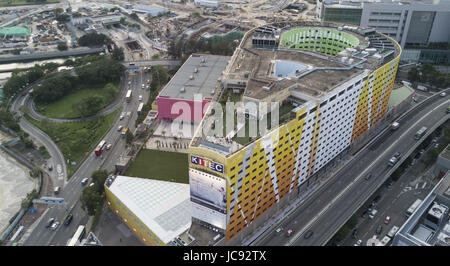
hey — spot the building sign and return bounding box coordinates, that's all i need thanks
[189,168,227,229]
[190,155,224,174]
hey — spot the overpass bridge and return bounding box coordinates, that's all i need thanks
[0,47,104,64]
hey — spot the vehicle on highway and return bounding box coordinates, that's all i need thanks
[48,164,53,171]
[391,122,400,130]
[414,126,427,140]
[352,229,358,239]
[138,95,143,101]
[417,85,428,92]
[440,92,446,97]
[50,221,60,231]
[81,178,88,186]
[387,226,400,238]
[406,199,423,217]
[447,106,450,114]
[46,218,55,228]
[361,210,368,218]
[94,140,106,156]
[285,228,295,237]
[384,216,391,224]
[64,214,73,226]
[388,152,402,166]
[119,115,124,120]
[376,225,383,235]
[121,127,128,138]
[418,149,425,156]
[304,230,313,239]
[354,239,362,246]
[68,225,86,246]
[106,143,112,150]
[147,79,150,84]
[364,173,372,181]
[128,81,131,85]
[126,89,132,103]
[369,209,378,219]
[118,125,123,132]
[89,182,95,187]
[54,186,60,195]
[137,102,144,114]
[377,236,391,246]
[129,63,135,66]
[142,84,145,89]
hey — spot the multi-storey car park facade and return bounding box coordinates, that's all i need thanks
[188,21,401,244]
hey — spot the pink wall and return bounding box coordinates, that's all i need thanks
[156,97,211,122]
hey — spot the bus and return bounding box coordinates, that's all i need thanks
[126,90,132,103]
[94,140,106,156]
[414,126,427,140]
[67,225,86,246]
[137,102,144,114]
[406,199,423,217]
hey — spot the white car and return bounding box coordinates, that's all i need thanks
[50,221,60,231]
[119,115,124,120]
[138,95,143,101]
[354,239,362,246]
[440,92,446,97]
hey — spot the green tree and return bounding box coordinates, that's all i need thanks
[91,169,108,193]
[126,129,134,145]
[57,42,68,51]
[77,32,110,47]
[407,67,419,82]
[111,45,124,61]
[80,186,103,216]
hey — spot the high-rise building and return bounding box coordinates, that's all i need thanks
[188,21,402,243]
[316,0,450,64]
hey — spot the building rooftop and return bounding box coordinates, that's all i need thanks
[190,21,401,155]
[394,171,450,246]
[158,54,230,101]
[105,175,191,244]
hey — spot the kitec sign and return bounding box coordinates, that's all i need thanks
[190,155,224,174]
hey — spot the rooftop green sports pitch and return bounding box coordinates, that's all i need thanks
[125,149,189,184]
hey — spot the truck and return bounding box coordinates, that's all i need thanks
[126,90,132,103]
[387,226,399,238]
[417,85,428,92]
[121,127,128,138]
[388,152,402,167]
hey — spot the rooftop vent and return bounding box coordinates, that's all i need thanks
[201,58,206,63]
[194,67,198,73]
[189,75,194,80]
[180,87,185,93]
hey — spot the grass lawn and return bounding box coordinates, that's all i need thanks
[35,82,121,119]
[26,109,120,178]
[125,149,189,184]
[0,0,59,7]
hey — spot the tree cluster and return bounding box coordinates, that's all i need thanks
[80,170,109,216]
[408,64,450,89]
[168,32,243,59]
[77,32,110,47]
[32,58,124,104]
[2,65,46,98]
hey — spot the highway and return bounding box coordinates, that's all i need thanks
[22,68,152,246]
[253,92,450,246]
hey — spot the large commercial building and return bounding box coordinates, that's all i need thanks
[316,0,450,64]
[188,21,401,243]
[393,171,450,246]
[104,175,192,246]
[155,54,230,123]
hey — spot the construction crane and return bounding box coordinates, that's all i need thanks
[66,1,76,47]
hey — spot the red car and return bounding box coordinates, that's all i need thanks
[285,228,295,237]
[384,216,391,224]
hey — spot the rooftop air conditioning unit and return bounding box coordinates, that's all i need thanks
[348,58,354,64]
[201,58,206,63]
[190,75,194,80]
[263,86,271,92]
[180,87,185,92]
[341,56,348,63]
[194,67,198,73]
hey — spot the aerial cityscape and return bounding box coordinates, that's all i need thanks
[0,0,448,252]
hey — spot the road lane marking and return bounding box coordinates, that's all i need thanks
[284,99,449,246]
